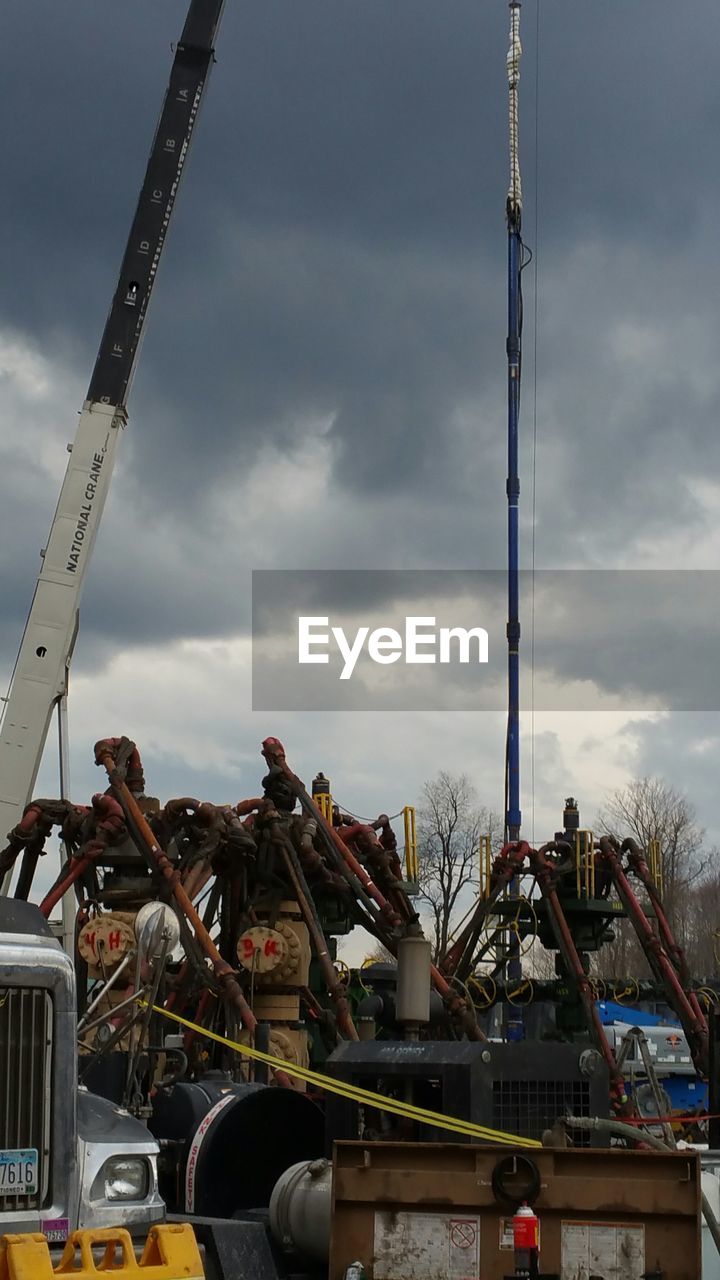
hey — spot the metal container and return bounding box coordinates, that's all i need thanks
[330,1141,702,1280]
[324,1039,609,1148]
[395,936,431,1026]
[269,1158,333,1261]
[150,1077,324,1216]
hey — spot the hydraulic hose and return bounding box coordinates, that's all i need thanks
[261,737,485,1041]
[562,1116,720,1259]
[277,836,358,1041]
[599,835,709,1076]
[95,738,293,1087]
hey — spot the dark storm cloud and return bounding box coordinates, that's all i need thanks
[3,0,720,669]
[139,221,505,493]
[603,713,720,851]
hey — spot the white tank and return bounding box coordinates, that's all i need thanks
[396,934,432,1024]
[269,1158,333,1262]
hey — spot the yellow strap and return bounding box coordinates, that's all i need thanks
[148,1002,541,1148]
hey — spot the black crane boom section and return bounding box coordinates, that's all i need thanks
[88,0,226,407]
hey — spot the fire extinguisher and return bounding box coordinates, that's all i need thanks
[513,1201,540,1278]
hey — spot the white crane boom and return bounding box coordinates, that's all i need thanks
[0,0,226,878]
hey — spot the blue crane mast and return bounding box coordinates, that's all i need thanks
[505,0,524,846]
[504,0,527,1036]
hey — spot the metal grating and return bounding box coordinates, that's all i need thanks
[0,987,53,1210]
[492,1078,591,1145]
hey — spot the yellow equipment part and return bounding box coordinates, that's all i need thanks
[648,836,665,896]
[478,833,492,897]
[0,1223,204,1280]
[403,805,418,883]
[573,828,595,898]
[314,791,333,822]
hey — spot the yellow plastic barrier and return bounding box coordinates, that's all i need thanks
[0,1224,204,1280]
[0,1234,48,1280]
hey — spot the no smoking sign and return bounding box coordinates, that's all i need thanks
[450,1221,476,1249]
[448,1217,480,1279]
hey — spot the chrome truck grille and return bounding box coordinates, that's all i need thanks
[0,987,52,1211]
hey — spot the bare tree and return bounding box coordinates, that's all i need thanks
[362,942,395,964]
[680,871,720,978]
[598,776,707,910]
[598,776,707,895]
[417,772,501,963]
[595,776,711,978]
[526,940,558,981]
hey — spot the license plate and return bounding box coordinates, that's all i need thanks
[0,1149,38,1195]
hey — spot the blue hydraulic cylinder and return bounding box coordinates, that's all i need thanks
[504,212,524,1041]
[505,216,522,841]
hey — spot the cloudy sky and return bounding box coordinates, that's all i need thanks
[2,1,720,937]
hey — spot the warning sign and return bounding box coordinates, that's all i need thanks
[450,1220,476,1249]
[499,1218,515,1250]
[449,1218,479,1279]
[561,1220,644,1280]
[373,1211,481,1280]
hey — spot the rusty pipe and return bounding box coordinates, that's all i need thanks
[183,986,213,1054]
[336,822,378,843]
[96,749,296,1086]
[261,738,403,930]
[529,841,630,1113]
[2,801,74,890]
[261,737,483,1039]
[181,861,214,902]
[234,797,269,816]
[91,792,126,835]
[18,803,45,833]
[94,748,271,1051]
[340,823,409,923]
[94,737,146,795]
[40,840,104,917]
[38,794,126,916]
[599,836,709,1076]
[622,837,708,1035]
[161,798,201,825]
[277,839,359,1041]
